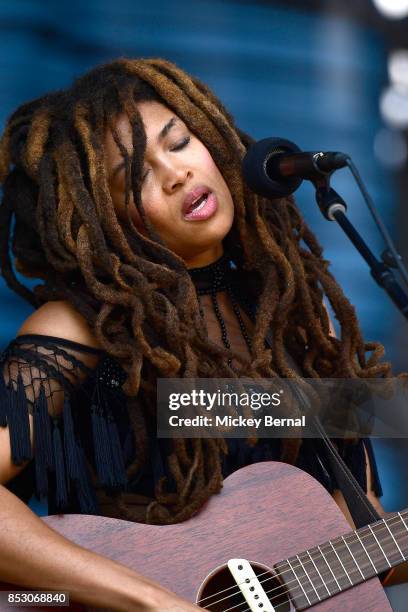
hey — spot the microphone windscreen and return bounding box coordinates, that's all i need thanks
[242,137,303,198]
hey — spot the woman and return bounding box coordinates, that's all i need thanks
[0,58,397,609]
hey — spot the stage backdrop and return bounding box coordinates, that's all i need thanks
[0,0,406,513]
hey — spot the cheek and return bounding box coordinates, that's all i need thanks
[139,186,162,224]
[197,146,220,175]
[195,145,230,193]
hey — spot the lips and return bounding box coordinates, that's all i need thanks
[182,186,211,215]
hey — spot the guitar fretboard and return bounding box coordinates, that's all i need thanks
[274,509,408,610]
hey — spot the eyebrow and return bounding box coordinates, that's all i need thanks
[110,116,179,181]
[158,116,178,141]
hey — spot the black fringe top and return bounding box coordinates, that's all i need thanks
[0,334,382,517]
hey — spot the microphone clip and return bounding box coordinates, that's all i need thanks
[314,182,347,221]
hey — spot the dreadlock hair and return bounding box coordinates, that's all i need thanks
[0,58,391,524]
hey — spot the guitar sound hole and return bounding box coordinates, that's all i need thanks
[196,561,292,611]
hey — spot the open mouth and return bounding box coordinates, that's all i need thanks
[186,193,209,214]
[183,188,217,221]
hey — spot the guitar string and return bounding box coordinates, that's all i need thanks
[221,540,398,612]
[220,542,396,612]
[208,546,391,612]
[198,511,408,609]
[196,509,408,608]
[227,549,392,612]
[200,516,408,612]
[198,509,408,607]
[202,545,398,612]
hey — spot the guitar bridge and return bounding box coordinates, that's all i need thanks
[228,559,276,611]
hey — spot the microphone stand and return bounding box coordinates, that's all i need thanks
[313,178,408,321]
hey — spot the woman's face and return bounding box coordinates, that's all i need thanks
[105,101,235,268]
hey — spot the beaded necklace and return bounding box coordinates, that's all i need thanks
[187,254,253,368]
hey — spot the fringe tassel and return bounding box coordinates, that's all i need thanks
[38,385,54,468]
[98,388,127,488]
[62,395,80,481]
[75,445,99,514]
[91,403,117,488]
[107,417,127,487]
[63,397,99,513]
[91,398,127,489]
[52,419,68,509]
[100,387,127,487]
[6,374,32,464]
[32,385,53,498]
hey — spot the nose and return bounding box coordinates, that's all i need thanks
[162,162,192,194]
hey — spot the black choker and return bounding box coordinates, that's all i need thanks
[187,253,235,296]
[187,253,252,366]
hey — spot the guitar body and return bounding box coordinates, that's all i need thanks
[0,461,391,610]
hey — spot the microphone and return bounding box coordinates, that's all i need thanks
[242,137,349,199]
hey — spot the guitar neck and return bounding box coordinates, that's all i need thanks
[275,508,408,610]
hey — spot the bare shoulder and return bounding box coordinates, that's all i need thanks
[17,300,101,349]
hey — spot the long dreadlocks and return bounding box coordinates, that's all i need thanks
[0,58,391,523]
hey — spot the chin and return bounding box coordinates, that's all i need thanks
[202,225,233,248]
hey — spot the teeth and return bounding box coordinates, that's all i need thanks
[188,194,208,214]
[192,196,207,213]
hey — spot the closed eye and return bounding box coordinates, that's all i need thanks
[170,136,190,152]
[141,136,191,183]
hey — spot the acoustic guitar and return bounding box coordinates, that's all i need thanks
[1,461,407,611]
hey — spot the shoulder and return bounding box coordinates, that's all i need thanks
[17,300,102,350]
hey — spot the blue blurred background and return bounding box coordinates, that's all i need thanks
[1,0,408,515]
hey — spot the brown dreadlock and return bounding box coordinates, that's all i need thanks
[0,58,391,524]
